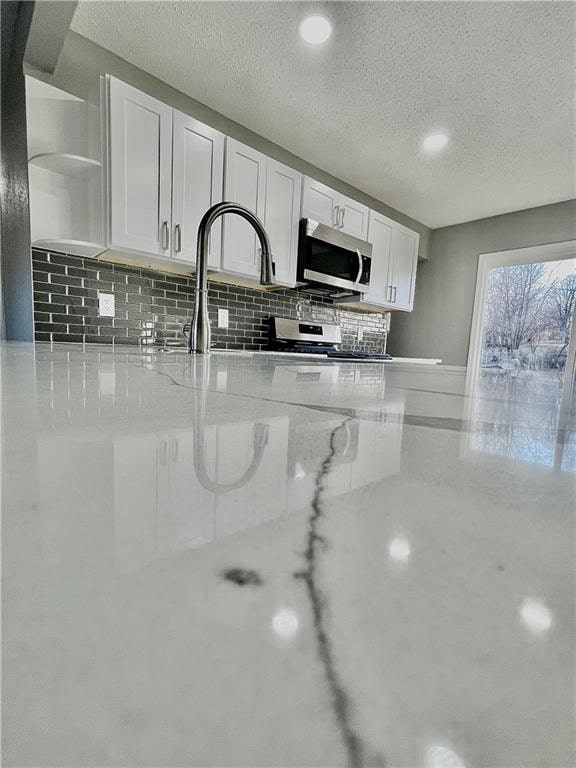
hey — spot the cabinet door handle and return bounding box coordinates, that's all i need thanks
[392,286,397,303]
[333,206,340,227]
[174,224,182,253]
[171,438,179,463]
[160,220,169,250]
[388,285,393,302]
[340,207,345,228]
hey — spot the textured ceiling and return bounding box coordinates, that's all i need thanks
[71,1,575,227]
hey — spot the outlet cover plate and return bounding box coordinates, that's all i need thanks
[98,293,115,318]
[217,308,229,329]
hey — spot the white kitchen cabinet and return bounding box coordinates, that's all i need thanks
[301,177,341,228]
[222,139,302,286]
[364,211,394,306]
[264,158,302,286]
[222,138,267,278]
[389,224,419,310]
[171,112,224,269]
[106,81,302,283]
[301,177,369,238]
[338,193,370,239]
[105,76,225,270]
[107,77,173,256]
[360,209,419,312]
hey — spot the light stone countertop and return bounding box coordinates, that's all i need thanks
[2,342,573,768]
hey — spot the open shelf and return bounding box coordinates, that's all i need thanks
[32,239,106,259]
[28,152,102,178]
[26,78,105,261]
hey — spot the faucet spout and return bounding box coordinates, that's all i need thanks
[189,202,275,354]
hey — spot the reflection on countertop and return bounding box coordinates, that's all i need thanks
[466,368,575,471]
[2,342,574,768]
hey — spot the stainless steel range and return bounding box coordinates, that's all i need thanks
[268,317,392,362]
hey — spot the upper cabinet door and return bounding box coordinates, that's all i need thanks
[107,77,172,256]
[222,138,267,277]
[301,177,339,228]
[171,112,224,269]
[264,159,302,287]
[338,194,369,239]
[389,225,419,310]
[364,211,393,305]
[302,178,369,237]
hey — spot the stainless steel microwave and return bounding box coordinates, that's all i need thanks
[297,219,373,300]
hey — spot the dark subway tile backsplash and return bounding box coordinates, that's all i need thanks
[32,249,390,353]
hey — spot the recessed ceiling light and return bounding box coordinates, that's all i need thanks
[422,133,449,152]
[299,15,332,45]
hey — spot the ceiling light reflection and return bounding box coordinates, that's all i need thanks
[422,133,449,152]
[272,608,299,639]
[389,536,411,563]
[427,745,466,768]
[520,598,553,635]
[294,462,306,479]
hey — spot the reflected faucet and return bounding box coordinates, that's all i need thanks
[188,356,271,493]
[194,422,270,493]
[189,202,275,354]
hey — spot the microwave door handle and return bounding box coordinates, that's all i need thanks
[355,249,363,284]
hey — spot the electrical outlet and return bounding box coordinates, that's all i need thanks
[358,328,364,341]
[217,308,229,328]
[98,293,115,318]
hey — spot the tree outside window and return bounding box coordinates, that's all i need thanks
[481,260,576,371]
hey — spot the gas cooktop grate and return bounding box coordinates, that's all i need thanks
[270,344,392,361]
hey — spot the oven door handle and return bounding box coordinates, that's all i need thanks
[355,249,363,284]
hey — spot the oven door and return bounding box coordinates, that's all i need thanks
[298,219,372,293]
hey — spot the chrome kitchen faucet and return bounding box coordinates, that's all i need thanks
[189,202,275,354]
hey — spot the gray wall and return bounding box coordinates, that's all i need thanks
[25,30,431,260]
[24,0,77,74]
[1,0,35,341]
[388,199,576,366]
